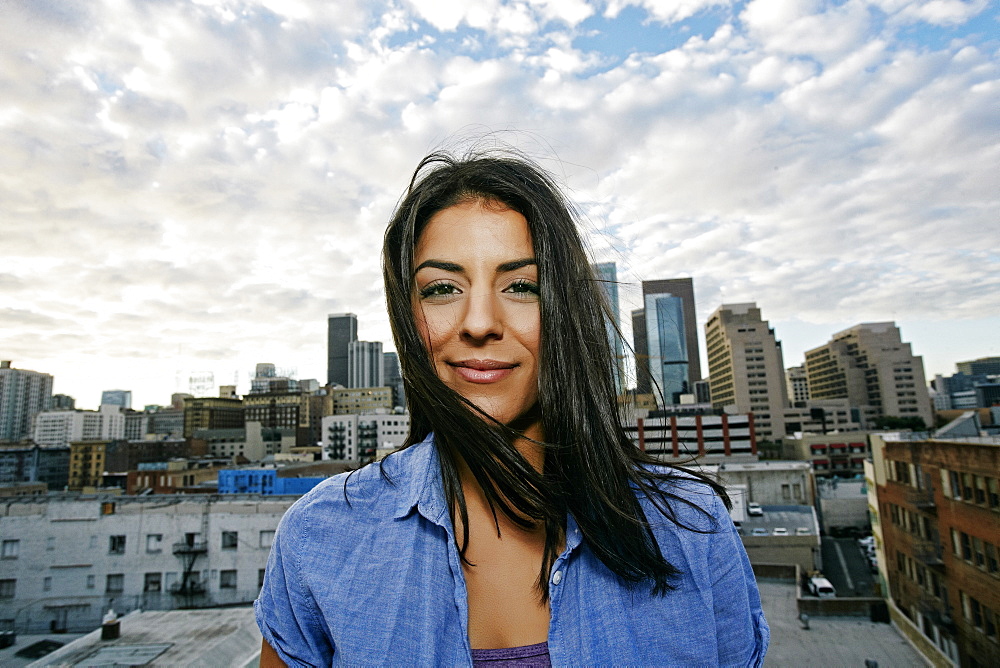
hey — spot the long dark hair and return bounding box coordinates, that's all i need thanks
[382,148,728,599]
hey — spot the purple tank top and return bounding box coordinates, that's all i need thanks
[471,641,551,667]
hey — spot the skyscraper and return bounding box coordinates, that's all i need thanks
[348,341,384,389]
[804,322,933,428]
[100,389,132,409]
[592,262,625,394]
[327,313,358,387]
[0,361,53,443]
[705,303,789,442]
[383,352,406,409]
[632,278,701,406]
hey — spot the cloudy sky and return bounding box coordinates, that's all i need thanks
[2,0,997,409]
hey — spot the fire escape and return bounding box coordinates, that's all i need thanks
[170,500,211,603]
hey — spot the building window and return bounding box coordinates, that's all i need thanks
[0,579,15,599]
[46,537,55,551]
[106,574,124,594]
[109,535,126,555]
[146,534,162,553]
[960,532,972,561]
[259,530,274,548]
[781,484,791,500]
[43,576,52,592]
[220,570,237,589]
[1,539,19,559]
[86,574,95,589]
[222,531,238,550]
[144,573,162,593]
[258,569,266,589]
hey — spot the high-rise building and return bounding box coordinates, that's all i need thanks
[34,405,125,448]
[804,322,933,428]
[383,352,405,409]
[705,303,789,443]
[785,366,809,405]
[632,278,701,406]
[0,361,53,443]
[956,356,1000,377]
[327,313,358,387]
[592,262,625,394]
[100,390,132,410]
[348,341,384,389]
[50,394,75,410]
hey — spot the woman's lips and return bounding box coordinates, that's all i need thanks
[448,359,517,384]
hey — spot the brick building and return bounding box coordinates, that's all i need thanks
[872,433,999,667]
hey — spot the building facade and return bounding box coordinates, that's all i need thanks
[0,361,53,443]
[804,322,933,428]
[34,405,125,448]
[705,303,790,443]
[182,397,244,438]
[632,278,700,406]
[348,341,384,389]
[872,434,999,667]
[325,386,395,415]
[322,413,410,462]
[592,261,625,393]
[327,313,358,387]
[786,365,809,405]
[383,352,406,409]
[0,493,296,633]
[621,409,757,462]
[782,431,872,479]
[100,390,132,410]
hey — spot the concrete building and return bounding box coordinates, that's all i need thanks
[632,278,700,406]
[243,390,324,447]
[705,303,790,443]
[322,413,410,463]
[804,322,933,428]
[869,432,999,667]
[348,341,384,389]
[182,397,244,439]
[327,313,358,387]
[217,468,326,495]
[738,505,821,572]
[786,365,809,405]
[191,422,288,462]
[0,361,53,443]
[34,405,125,448]
[815,478,869,534]
[0,493,296,634]
[325,386,395,415]
[100,390,132,410]
[716,460,815,506]
[50,394,75,410]
[782,431,872,479]
[592,261,625,394]
[781,398,868,436]
[621,408,757,463]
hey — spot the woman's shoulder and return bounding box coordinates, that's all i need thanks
[278,437,437,534]
[634,463,731,534]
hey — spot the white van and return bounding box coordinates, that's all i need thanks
[808,576,836,598]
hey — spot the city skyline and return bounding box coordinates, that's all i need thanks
[2,1,997,409]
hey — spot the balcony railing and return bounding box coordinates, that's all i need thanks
[907,487,936,511]
[172,541,208,555]
[168,580,206,596]
[912,538,945,568]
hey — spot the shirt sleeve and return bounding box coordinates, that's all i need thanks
[709,494,770,668]
[254,504,334,667]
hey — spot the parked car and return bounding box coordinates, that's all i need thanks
[808,576,836,598]
[747,502,764,516]
[751,528,769,537]
[772,527,788,536]
[795,527,811,536]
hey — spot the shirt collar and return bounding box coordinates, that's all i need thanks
[390,432,448,524]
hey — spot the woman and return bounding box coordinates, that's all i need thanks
[256,150,769,666]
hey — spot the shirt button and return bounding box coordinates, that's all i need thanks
[552,570,563,585]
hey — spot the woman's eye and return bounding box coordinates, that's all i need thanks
[505,280,540,298]
[419,282,459,299]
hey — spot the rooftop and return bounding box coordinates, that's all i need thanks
[25,608,260,668]
[758,580,929,667]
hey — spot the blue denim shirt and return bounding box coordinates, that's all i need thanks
[255,434,769,666]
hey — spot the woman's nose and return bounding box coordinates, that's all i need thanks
[460,291,503,342]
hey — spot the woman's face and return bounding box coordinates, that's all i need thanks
[412,199,541,436]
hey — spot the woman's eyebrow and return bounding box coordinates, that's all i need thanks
[497,258,536,272]
[414,259,463,273]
